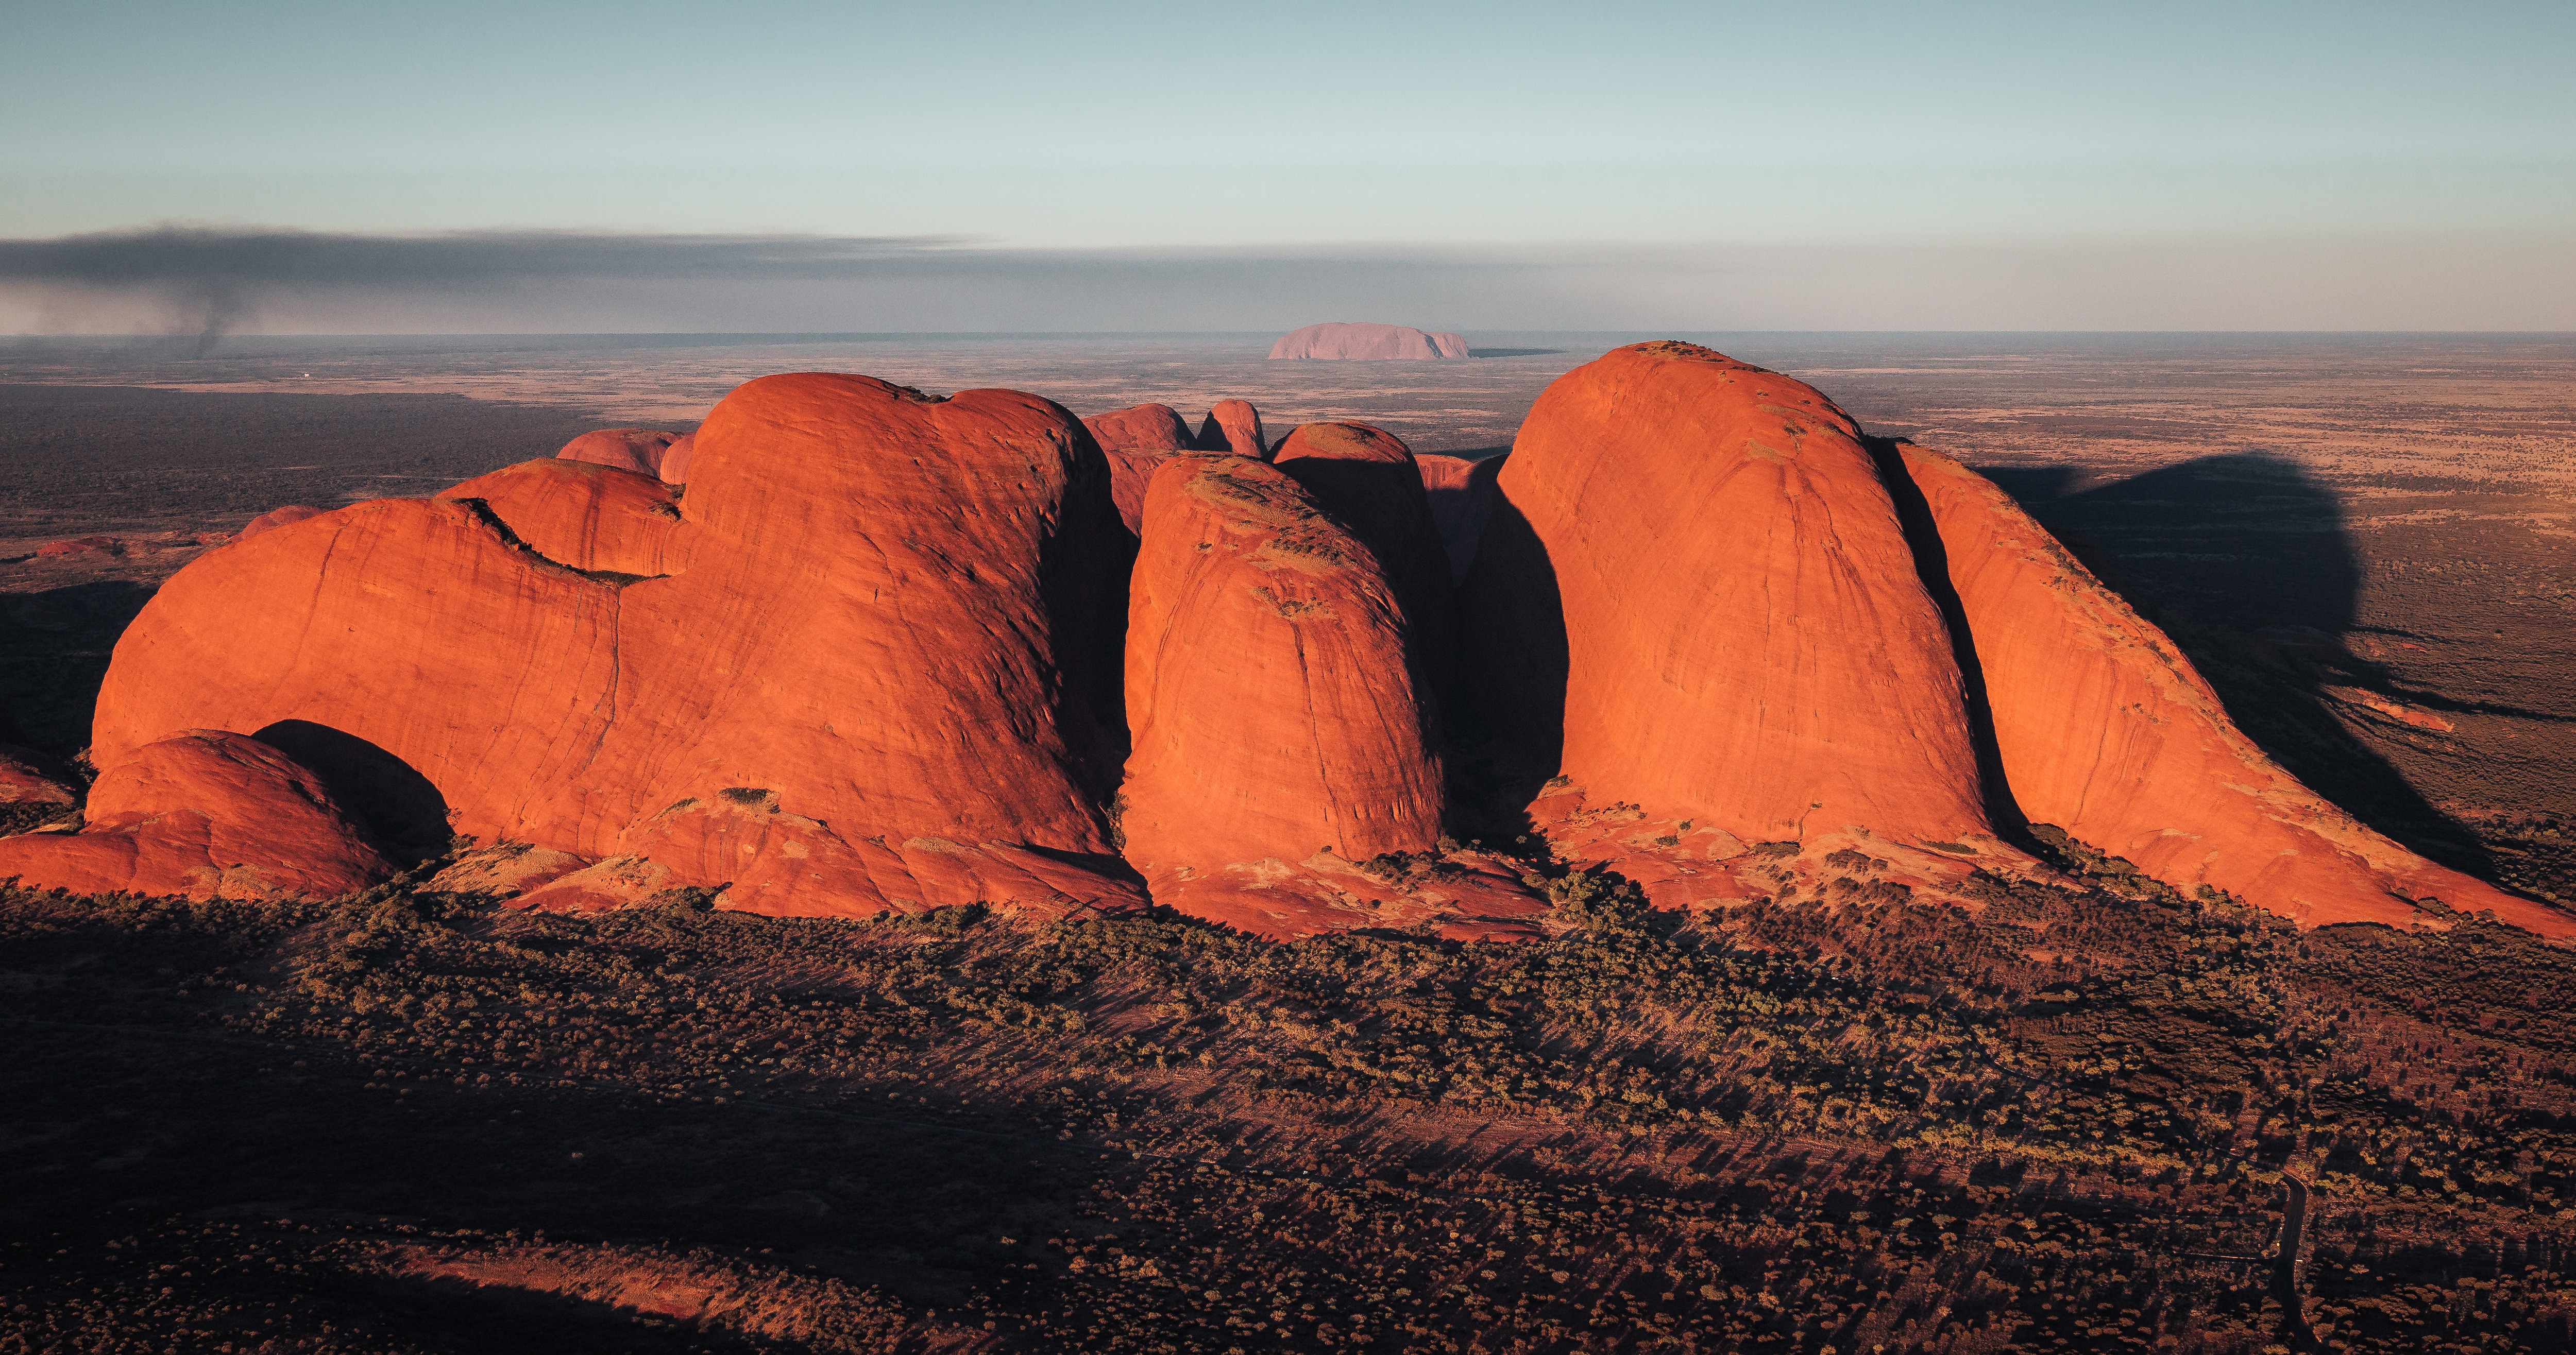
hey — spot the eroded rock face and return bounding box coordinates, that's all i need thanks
[435,459,685,578]
[1460,341,1991,846]
[1269,322,1470,361]
[1272,422,1459,699]
[1083,403,1193,453]
[0,731,386,900]
[1415,453,1504,586]
[1105,451,1171,538]
[88,374,1140,919]
[1896,441,2574,937]
[556,428,682,478]
[1118,456,1528,938]
[1194,399,1268,457]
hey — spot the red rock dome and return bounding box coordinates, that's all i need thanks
[1119,456,1458,937]
[1895,441,2573,937]
[0,731,386,900]
[1271,422,1459,700]
[1193,399,1268,457]
[435,458,685,578]
[1459,341,1991,845]
[556,428,682,478]
[1083,403,1193,453]
[79,374,1140,920]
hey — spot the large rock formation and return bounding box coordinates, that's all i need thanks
[1269,323,1470,361]
[0,731,386,900]
[1272,422,1459,698]
[1120,456,1536,938]
[1896,440,2571,935]
[79,374,1140,919]
[657,432,697,485]
[1082,403,1193,453]
[556,428,683,478]
[1460,341,1992,847]
[1193,399,1267,457]
[435,459,685,578]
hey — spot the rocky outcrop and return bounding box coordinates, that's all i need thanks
[1119,456,1529,938]
[1083,403,1193,453]
[35,536,125,558]
[239,506,322,540]
[435,458,686,578]
[1896,441,2573,936]
[80,374,1140,919]
[1460,341,1991,846]
[0,731,386,900]
[657,432,697,485]
[1194,399,1268,457]
[1272,422,1459,698]
[1106,452,1168,538]
[1415,454,1504,585]
[1270,323,1470,361]
[556,428,682,478]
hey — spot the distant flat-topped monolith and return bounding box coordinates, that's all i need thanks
[1269,323,1470,361]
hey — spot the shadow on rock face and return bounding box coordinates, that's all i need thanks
[1452,492,1568,837]
[1984,451,2527,878]
[254,720,453,867]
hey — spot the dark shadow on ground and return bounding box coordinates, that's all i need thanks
[1981,452,2503,878]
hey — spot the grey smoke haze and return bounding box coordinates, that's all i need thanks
[3,225,2572,337]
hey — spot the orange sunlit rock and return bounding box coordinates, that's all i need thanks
[556,428,681,478]
[436,458,685,577]
[1083,403,1192,453]
[88,374,1139,919]
[1272,421,1459,698]
[1117,456,1532,938]
[1459,341,1991,846]
[0,731,386,900]
[1194,399,1268,457]
[1896,441,2574,937]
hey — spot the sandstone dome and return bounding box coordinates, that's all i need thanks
[80,373,1142,920]
[1460,341,1993,848]
[0,731,386,901]
[14,342,2560,944]
[556,428,683,478]
[1269,323,1470,361]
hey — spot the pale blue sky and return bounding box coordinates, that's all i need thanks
[5,1,2571,329]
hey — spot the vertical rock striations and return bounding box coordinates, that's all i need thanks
[1118,457,1472,937]
[1460,341,1992,847]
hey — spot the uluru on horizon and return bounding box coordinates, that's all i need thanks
[1269,321,1472,361]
